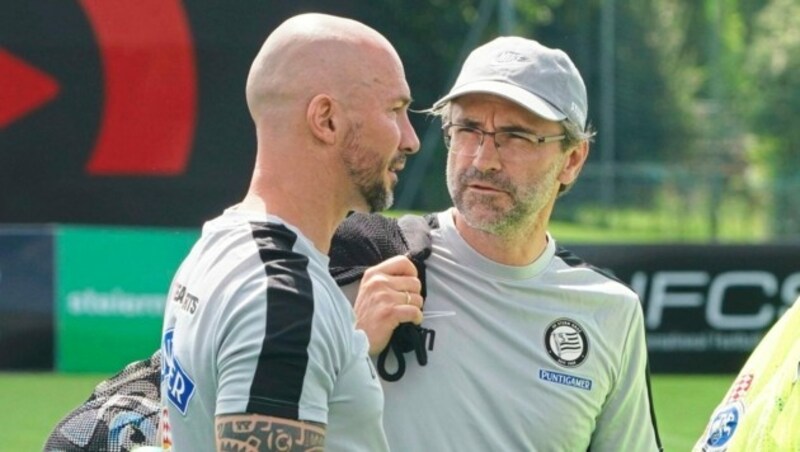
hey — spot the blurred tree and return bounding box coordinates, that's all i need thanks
[613,0,701,165]
[366,0,705,210]
[745,0,800,236]
[530,0,702,217]
[690,0,751,239]
[372,0,798,238]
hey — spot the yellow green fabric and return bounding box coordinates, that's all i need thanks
[694,297,800,451]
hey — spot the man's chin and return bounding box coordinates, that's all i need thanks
[456,203,509,231]
[358,189,392,213]
[374,193,393,212]
[466,219,503,234]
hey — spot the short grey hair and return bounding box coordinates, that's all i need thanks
[558,120,595,196]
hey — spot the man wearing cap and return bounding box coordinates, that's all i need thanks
[343,36,663,451]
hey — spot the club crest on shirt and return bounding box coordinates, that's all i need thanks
[544,318,588,367]
[700,401,744,451]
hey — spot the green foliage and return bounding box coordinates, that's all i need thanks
[615,0,702,164]
[746,0,800,175]
[365,0,798,238]
[744,0,800,234]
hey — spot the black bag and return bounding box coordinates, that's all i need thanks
[329,213,437,381]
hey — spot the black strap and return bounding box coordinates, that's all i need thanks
[375,214,435,381]
[376,320,428,381]
[329,212,437,382]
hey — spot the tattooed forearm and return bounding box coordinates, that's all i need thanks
[215,414,326,452]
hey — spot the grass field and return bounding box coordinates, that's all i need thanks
[0,372,732,451]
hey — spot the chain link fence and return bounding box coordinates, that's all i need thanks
[557,162,800,243]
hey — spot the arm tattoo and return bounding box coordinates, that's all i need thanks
[216,414,326,452]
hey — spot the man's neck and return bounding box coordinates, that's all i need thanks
[452,209,550,267]
[241,172,351,255]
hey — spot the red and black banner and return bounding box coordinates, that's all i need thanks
[2,1,369,226]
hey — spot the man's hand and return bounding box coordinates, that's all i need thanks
[350,255,423,355]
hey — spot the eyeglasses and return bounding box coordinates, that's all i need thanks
[442,122,566,161]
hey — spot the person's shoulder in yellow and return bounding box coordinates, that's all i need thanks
[694,296,800,451]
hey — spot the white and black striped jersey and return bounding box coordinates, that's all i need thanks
[160,207,387,451]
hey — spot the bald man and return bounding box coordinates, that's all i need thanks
[159,14,420,452]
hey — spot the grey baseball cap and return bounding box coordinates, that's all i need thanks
[433,36,588,131]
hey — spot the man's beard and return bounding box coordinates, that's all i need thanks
[446,161,561,235]
[342,124,396,213]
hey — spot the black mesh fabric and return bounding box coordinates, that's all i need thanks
[43,351,161,451]
[329,212,408,286]
[330,212,435,290]
[330,212,436,381]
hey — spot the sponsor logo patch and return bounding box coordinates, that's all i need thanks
[702,401,744,451]
[162,329,196,415]
[544,318,588,367]
[539,369,593,391]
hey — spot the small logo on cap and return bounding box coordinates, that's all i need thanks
[493,51,529,64]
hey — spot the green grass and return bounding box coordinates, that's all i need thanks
[549,219,669,243]
[0,372,111,450]
[651,374,733,451]
[1,372,733,451]
[391,209,763,244]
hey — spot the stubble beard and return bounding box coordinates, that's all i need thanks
[342,124,394,213]
[446,161,562,236]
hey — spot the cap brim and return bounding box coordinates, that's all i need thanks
[433,81,566,122]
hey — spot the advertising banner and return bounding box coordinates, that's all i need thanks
[56,226,197,372]
[0,227,54,369]
[1,221,796,374]
[569,244,800,372]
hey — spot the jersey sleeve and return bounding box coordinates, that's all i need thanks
[591,297,663,451]
[214,259,346,426]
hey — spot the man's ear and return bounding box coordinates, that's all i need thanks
[307,94,337,145]
[559,141,589,186]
